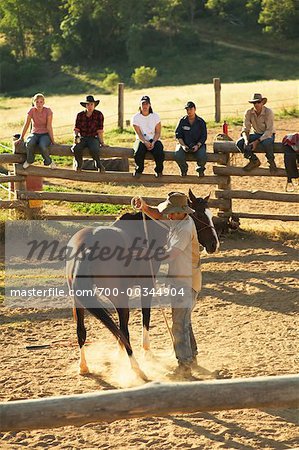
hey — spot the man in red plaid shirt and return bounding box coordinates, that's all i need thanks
[72,95,107,171]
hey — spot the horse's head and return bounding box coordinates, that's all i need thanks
[188,189,219,254]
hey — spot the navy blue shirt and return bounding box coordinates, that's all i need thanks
[175,115,207,147]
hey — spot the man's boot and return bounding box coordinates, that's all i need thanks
[96,160,106,173]
[269,160,278,174]
[243,157,261,172]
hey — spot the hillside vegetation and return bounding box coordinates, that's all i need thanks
[0,1,298,95]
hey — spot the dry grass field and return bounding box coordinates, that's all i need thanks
[0,82,298,449]
[0,79,298,142]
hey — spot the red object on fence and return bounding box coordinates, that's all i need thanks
[26,176,43,208]
[222,121,228,135]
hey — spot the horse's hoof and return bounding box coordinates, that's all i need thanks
[79,366,90,375]
[142,349,156,362]
[135,368,150,382]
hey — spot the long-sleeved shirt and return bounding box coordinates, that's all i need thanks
[242,106,275,141]
[175,115,207,147]
[74,110,104,137]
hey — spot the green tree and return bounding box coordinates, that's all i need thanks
[132,66,157,87]
[0,0,63,59]
[59,0,125,61]
[259,0,299,38]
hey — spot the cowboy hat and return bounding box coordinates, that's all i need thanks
[80,95,100,107]
[158,192,194,215]
[248,93,267,104]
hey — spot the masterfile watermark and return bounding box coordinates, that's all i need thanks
[26,236,168,266]
[5,220,193,309]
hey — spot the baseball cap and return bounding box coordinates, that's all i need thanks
[140,95,151,103]
[185,101,196,109]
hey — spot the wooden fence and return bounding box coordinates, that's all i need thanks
[0,140,298,221]
[214,141,299,221]
[1,375,298,431]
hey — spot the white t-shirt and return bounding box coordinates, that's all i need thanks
[166,216,201,293]
[131,112,161,141]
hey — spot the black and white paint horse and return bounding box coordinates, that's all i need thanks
[66,189,219,379]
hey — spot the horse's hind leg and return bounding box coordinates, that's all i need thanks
[117,307,148,381]
[74,307,89,375]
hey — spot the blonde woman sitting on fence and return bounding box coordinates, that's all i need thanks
[15,93,56,170]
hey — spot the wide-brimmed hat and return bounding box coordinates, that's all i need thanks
[158,192,194,215]
[80,95,100,107]
[248,93,267,104]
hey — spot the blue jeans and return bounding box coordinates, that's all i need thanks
[171,288,198,365]
[72,136,102,169]
[25,133,52,165]
[236,133,275,163]
[174,144,207,174]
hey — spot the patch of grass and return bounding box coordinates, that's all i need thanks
[277,107,299,119]
[44,185,73,193]
[71,202,129,215]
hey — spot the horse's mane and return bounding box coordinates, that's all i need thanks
[116,211,151,222]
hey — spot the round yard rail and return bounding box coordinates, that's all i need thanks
[0,375,298,432]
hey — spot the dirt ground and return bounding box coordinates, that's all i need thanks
[0,117,299,449]
[0,226,298,449]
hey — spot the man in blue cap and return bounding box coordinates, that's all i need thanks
[174,101,207,177]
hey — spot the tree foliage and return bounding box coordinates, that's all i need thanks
[132,66,158,87]
[259,0,299,38]
[0,0,297,91]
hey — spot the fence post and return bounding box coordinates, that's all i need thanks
[13,139,30,218]
[213,78,221,123]
[213,137,232,218]
[118,83,124,130]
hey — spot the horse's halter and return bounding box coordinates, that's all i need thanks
[191,209,216,233]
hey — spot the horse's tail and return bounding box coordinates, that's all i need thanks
[72,255,131,352]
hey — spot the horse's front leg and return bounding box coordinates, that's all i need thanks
[116,305,148,381]
[74,307,89,375]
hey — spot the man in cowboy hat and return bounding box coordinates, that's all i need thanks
[236,93,277,173]
[133,192,201,379]
[174,101,207,177]
[72,95,107,172]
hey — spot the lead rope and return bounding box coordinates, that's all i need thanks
[131,197,174,345]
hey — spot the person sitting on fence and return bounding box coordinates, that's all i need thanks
[282,133,299,192]
[15,93,56,169]
[174,101,207,177]
[236,93,277,173]
[131,95,165,178]
[72,95,106,172]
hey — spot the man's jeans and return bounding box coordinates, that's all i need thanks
[171,288,198,365]
[25,133,52,165]
[174,144,207,174]
[72,136,102,169]
[236,133,275,163]
[284,145,299,181]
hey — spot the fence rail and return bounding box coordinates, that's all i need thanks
[216,189,299,203]
[0,138,297,222]
[1,375,298,432]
